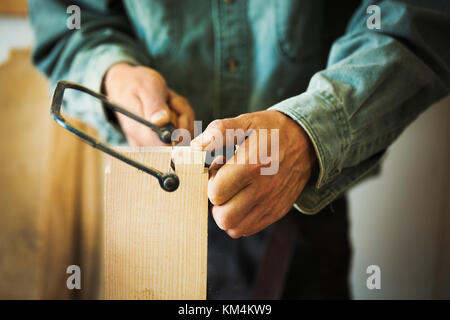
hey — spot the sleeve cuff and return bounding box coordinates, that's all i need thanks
[269,90,382,214]
[269,90,350,189]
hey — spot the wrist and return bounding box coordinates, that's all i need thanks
[275,109,318,177]
[269,91,348,189]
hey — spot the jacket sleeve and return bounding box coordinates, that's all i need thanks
[28,0,152,143]
[269,0,450,214]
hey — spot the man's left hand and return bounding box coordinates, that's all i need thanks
[191,110,317,238]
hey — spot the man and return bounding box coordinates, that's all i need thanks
[29,0,450,299]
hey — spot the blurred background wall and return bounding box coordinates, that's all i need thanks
[0,1,448,299]
[349,97,450,299]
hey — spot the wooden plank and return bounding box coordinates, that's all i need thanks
[0,49,104,299]
[105,146,208,299]
[0,49,50,299]
[38,119,103,300]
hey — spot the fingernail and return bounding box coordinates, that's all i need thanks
[150,110,168,124]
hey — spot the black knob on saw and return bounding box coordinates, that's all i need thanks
[159,123,175,144]
[160,173,179,192]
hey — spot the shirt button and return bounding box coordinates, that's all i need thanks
[227,57,238,72]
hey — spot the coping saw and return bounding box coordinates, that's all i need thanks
[50,80,180,192]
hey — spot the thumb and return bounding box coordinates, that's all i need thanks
[148,105,171,126]
[139,87,171,126]
[191,116,250,151]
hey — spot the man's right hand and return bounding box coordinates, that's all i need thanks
[104,63,195,146]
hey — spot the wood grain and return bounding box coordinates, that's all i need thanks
[105,147,208,300]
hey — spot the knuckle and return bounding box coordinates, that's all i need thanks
[180,96,190,106]
[152,71,167,85]
[212,209,232,230]
[209,119,225,132]
[220,216,233,230]
[261,180,275,195]
[134,65,145,72]
[227,229,242,239]
[208,183,224,206]
[208,190,218,206]
[138,67,166,85]
[134,66,151,78]
[236,113,249,122]
[211,205,239,231]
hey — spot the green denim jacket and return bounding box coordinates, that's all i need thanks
[29,0,450,214]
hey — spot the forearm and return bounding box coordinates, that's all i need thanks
[28,0,152,142]
[270,0,450,213]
